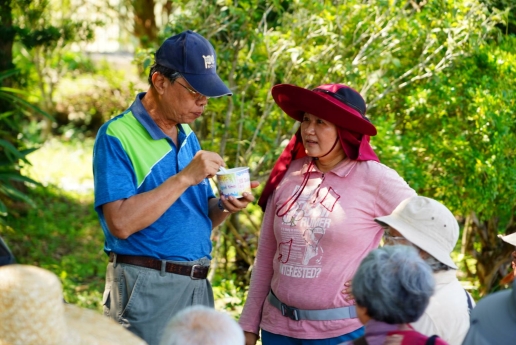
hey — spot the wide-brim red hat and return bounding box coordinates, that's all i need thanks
[272,84,377,136]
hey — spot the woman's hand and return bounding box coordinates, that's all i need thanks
[244,331,259,345]
[342,280,355,302]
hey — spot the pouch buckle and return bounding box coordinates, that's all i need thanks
[281,303,300,321]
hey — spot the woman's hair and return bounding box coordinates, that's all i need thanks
[352,245,435,324]
[148,63,180,86]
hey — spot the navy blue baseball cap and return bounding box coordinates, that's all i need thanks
[155,30,232,98]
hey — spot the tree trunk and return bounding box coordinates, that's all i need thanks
[131,0,158,48]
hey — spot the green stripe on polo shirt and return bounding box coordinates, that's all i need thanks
[106,112,171,187]
[179,123,192,141]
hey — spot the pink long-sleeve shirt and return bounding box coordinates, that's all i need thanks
[239,157,416,339]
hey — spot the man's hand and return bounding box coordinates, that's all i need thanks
[244,331,259,345]
[180,150,225,186]
[219,181,260,213]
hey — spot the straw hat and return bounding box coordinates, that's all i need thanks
[0,264,147,345]
[375,196,459,269]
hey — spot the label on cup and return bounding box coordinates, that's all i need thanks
[216,167,251,198]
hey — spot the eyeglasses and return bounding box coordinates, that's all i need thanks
[175,81,209,100]
[382,230,406,244]
[383,233,406,242]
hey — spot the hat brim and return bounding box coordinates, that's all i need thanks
[64,304,146,344]
[272,84,377,136]
[182,72,232,98]
[375,215,458,269]
[468,283,516,342]
[499,233,516,247]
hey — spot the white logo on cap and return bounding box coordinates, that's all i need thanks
[202,55,215,69]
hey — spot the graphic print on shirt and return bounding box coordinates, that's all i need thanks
[277,183,339,279]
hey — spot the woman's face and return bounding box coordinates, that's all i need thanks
[355,304,371,325]
[512,250,516,276]
[300,113,344,160]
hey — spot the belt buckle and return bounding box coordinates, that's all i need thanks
[190,264,201,280]
[280,303,300,321]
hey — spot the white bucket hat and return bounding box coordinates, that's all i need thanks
[375,196,459,269]
[498,232,516,247]
[0,264,147,345]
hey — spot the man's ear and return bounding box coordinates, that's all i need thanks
[151,72,167,95]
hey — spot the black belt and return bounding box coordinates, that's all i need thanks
[109,253,209,279]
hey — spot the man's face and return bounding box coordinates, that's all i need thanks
[381,225,428,259]
[160,75,209,125]
[382,225,410,246]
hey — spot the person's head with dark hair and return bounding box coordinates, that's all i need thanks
[352,245,435,325]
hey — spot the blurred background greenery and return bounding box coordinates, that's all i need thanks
[1,0,515,317]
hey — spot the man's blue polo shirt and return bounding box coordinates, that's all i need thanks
[93,93,216,261]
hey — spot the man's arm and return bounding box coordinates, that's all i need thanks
[103,150,224,239]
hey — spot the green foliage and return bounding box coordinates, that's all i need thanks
[1,184,105,309]
[53,61,141,138]
[1,139,104,310]
[10,0,101,139]
[373,35,516,293]
[0,68,52,223]
[481,0,516,34]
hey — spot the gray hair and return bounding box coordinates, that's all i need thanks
[352,245,435,324]
[159,305,244,345]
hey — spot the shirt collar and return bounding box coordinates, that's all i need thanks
[433,269,458,285]
[130,92,176,140]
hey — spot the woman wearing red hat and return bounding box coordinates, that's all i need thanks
[239,84,416,345]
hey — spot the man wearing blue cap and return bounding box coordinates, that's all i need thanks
[93,30,257,345]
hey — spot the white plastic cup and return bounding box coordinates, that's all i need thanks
[216,167,251,198]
